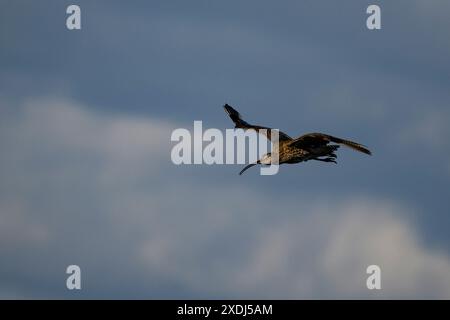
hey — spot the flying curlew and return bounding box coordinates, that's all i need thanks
[223,104,372,175]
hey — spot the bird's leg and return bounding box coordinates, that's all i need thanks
[329,152,337,159]
[313,157,337,164]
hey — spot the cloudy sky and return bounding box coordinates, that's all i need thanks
[1,0,450,299]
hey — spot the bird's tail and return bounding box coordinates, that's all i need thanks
[328,135,372,155]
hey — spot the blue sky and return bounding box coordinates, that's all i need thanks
[1,0,450,298]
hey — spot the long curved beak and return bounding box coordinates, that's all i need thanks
[239,161,260,175]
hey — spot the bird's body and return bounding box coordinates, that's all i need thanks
[223,104,371,175]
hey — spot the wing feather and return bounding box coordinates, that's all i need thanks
[223,104,292,142]
[289,133,371,155]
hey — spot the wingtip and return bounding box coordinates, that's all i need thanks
[223,103,231,114]
[223,103,233,112]
[361,145,372,156]
[223,103,241,119]
[359,143,372,156]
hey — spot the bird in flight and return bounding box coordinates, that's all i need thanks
[223,104,372,175]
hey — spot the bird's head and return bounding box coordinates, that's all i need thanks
[239,153,273,175]
[259,152,272,165]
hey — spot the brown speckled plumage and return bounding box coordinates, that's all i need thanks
[223,104,371,175]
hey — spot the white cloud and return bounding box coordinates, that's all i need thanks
[320,200,450,298]
[1,97,450,298]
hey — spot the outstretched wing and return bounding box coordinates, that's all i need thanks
[223,104,292,142]
[289,132,372,155]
